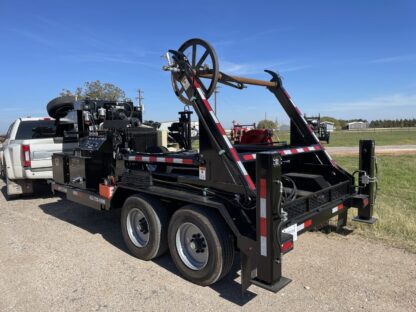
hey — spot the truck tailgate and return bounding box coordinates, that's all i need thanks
[28,140,76,169]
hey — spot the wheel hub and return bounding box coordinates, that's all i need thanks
[137,217,148,234]
[190,234,206,253]
[176,222,209,270]
[126,208,150,248]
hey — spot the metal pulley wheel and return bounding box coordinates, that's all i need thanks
[172,38,219,105]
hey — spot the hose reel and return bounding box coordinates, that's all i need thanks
[164,38,283,105]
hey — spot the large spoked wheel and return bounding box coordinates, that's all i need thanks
[168,205,234,286]
[121,195,169,260]
[172,38,219,105]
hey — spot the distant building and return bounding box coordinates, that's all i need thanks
[345,121,368,130]
[321,121,335,132]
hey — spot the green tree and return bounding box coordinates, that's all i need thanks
[257,119,278,129]
[60,80,128,101]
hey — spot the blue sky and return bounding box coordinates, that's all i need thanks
[0,0,415,132]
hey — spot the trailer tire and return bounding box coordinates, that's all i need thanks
[121,195,169,260]
[168,205,234,286]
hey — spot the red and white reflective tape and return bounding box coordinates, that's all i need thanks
[259,178,267,257]
[283,88,325,145]
[283,89,338,168]
[193,79,256,190]
[297,219,313,232]
[242,144,322,161]
[127,155,194,165]
[332,203,344,214]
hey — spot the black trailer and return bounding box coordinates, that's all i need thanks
[50,38,377,293]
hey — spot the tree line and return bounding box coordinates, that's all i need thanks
[320,117,416,129]
[60,80,129,101]
[369,119,416,128]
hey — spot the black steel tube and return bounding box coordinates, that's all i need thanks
[196,70,278,88]
[358,140,376,220]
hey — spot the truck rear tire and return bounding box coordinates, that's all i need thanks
[168,205,234,286]
[121,195,169,260]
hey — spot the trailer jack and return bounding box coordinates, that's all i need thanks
[353,140,378,224]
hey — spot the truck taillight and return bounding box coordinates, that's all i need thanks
[21,145,31,168]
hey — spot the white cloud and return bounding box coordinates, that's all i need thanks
[369,54,416,64]
[220,60,309,75]
[318,93,416,118]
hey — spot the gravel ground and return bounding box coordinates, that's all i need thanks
[0,179,415,312]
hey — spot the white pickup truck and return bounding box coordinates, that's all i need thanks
[0,117,76,198]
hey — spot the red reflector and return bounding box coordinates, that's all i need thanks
[260,218,267,236]
[21,144,31,168]
[304,219,313,228]
[259,178,267,198]
[230,148,240,161]
[43,117,51,120]
[282,240,293,253]
[338,203,344,210]
[363,198,369,207]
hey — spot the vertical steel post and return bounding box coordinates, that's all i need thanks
[354,140,377,223]
[252,151,291,292]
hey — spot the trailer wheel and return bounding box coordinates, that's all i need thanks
[121,195,169,260]
[168,205,234,286]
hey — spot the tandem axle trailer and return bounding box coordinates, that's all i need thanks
[51,38,377,293]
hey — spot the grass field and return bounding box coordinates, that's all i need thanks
[277,129,416,146]
[335,154,416,252]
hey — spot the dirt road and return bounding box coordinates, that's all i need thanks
[0,180,415,312]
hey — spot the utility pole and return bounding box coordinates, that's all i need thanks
[136,89,144,122]
[136,89,144,108]
[214,86,220,114]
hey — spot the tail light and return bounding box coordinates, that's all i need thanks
[21,144,31,168]
[281,240,294,254]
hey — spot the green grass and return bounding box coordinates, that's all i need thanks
[276,129,416,146]
[335,154,416,252]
